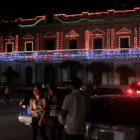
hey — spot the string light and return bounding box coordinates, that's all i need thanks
[134,28,138,48]
[0,36,3,52]
[15,35,19,52]
[118,36,130,48]
[44,32,55,39]
[23,34,34,40]
[85,30,89,49]
[24,41,33,51]
[56,32,60,50]
[1,49,140,62]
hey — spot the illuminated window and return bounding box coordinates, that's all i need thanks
[44,39,55,50]
[93,38,103,49]
[25,41,33,51]
[120,38,129,48]
[65,30,79,49]
[69,39,77,49]
[5,42,14,52]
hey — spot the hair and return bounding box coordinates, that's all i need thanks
[71,77,82,89]
[49,83,58,94]
[34,84,42,90]
[33,84,42,95]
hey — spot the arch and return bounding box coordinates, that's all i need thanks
[23,34,34,40]
[65,30,79,39]
[116,27,132,35]
[44,32,56,39]
[25,66,32,84]
[44,64,55,83]
[90,28,105,36]
[5,35,15,41]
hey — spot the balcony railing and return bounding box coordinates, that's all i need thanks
[1,48,140,62]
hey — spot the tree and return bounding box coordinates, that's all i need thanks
[116,64,135,85]
[59,60,83,80]
[86,61,111,85]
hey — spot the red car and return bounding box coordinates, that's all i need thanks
[126,82,140,95]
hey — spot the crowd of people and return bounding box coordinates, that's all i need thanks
[29,77,90,140]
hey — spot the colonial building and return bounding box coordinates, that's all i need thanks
[1,7,140,86]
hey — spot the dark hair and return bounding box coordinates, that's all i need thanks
[71,77,82,89]
[49,83,58,94]
[33,84,43,96]
[34,84,42,90]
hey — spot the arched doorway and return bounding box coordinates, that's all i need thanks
[25,66,32,84]
[44,64,55,84]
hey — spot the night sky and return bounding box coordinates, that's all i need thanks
[1,0,140,20]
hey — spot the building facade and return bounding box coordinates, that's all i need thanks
[1,7,140,86]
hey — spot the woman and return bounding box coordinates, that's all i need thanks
[46,83,63,140]
[30,85,48,140]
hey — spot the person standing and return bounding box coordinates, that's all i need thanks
[61,77,90,140]
[4,85,10,103]
[30,85,48,140]
[46,83,63,140]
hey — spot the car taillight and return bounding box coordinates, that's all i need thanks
[127,89,134,95]
[19,101,23,107]
[137,82,140,85]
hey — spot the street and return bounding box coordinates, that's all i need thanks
[0,103,43,140]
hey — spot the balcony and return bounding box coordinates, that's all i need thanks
[0,48,140,62]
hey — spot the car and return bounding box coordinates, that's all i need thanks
[126,81,140,95]
[86,94,140,140]
[18,88,72,126]
[18,93,33,126]
[83,87,124,97]
[18,89,140,140]
[57,81,72,89]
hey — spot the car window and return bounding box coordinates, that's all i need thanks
[89,95,140,125]
[86,88,123,96]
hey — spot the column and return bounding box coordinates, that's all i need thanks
[36,33,40,50]
[107,29,111,49]
[111,29,115,49]
[56,32,60,50]
[40,33,43,50]
[85,30,89,49]
[0,36,3,52]
[60,32,63,49]
[15,35,19,52]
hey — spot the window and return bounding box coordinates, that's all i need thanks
[93,38,102,49]
[7,44,12,52]
[44,39,55,50]
[69,39,77,49]
[25,41,33,51]
[26,43,32,51]
[120,38,129,48]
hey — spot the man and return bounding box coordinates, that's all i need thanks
[61,77,90,140]
[4,85,10,103]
